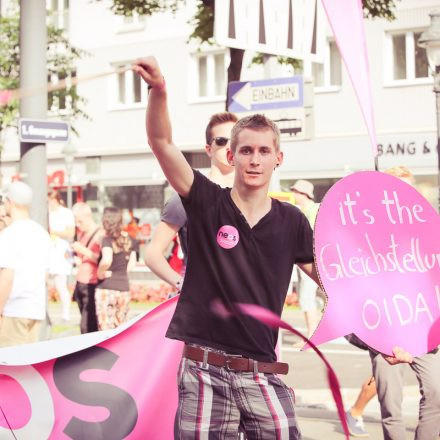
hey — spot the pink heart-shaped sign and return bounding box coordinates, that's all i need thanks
[310,171,440,357]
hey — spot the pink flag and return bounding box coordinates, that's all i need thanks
[0,297,182,439]
[322,0,377,156]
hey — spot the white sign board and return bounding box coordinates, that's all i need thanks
[228,77,307,140]
[215,0,325,62]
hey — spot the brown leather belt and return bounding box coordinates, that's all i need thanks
[183,345,289,375]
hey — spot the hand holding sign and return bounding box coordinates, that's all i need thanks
[311,171,440,356]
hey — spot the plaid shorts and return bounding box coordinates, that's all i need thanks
[175,356,301,439]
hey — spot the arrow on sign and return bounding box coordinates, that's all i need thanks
[228,77,304,113]
[231,82,253,110]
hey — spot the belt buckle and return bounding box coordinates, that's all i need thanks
[225,357,233,371]
[224,354,241,371]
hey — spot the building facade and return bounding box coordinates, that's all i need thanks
[1,0,438,222]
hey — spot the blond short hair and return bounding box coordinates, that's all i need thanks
[230,114,280,153]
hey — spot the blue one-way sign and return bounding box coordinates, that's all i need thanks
[228,77,303,113]
[228,76,307,140]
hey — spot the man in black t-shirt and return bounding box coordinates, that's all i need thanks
[134,57,320,439]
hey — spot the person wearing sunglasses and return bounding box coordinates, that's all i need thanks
[144,112,238,293]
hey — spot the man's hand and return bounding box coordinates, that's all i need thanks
[97,270,112,280]
[382,346,413,365]
[132,57,164,89]
[72,241,86,254]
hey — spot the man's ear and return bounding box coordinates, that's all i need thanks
[226,148,235,166]
[205,144,212,158]
[276,151,284,167]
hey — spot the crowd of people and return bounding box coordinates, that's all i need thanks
[0,187,137,345]
[0,55,437,439]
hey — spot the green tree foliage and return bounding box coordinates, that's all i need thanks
[363,0,397,21]
[0,8,88,139]
[104,0,398,105]
[104,0,183,16]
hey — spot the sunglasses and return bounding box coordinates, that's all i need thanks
[211,137,230,147]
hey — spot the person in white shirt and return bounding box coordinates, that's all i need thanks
[48,190,75,321]
[0,181,52,346]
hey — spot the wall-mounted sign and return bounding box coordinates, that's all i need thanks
[19,119,69,143]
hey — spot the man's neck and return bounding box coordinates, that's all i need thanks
[298,199,314,212]
[11,209,30,222]
[230,184,271,228]
[85,222,98,235]
[208,165,234,188]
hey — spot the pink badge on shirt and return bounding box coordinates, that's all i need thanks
[217,225,239,249]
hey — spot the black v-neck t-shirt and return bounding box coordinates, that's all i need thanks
[166,170,314,362]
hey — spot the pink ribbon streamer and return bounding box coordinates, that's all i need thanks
[216,301,349,439]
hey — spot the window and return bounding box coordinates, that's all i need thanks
[48,71,76,114]
[47,0,69,31]
[307,40,341,90]
[413,32,429,79]
[191,51,228,100]
[183,152,210,169]
[118,13,146,33]
[105,185,165,210]
[386,30,429,83]
[111,64,146,108]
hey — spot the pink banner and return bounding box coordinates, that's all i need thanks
[0,297,182,439]
[311,172,440,356]
[322,0,378,156]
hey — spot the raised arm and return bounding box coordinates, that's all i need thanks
[132,57,193,197]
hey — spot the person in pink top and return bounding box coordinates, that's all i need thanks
[71,202,103,333]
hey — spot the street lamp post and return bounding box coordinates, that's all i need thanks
[418,10,440,211]
[62,143,77,209]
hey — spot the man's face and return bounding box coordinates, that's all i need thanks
[74,213,87,233]
[48,197,58,211]
[205,121,235,171]
[226,128,283,189]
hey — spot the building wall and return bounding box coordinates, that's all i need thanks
[1,0,438,206]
